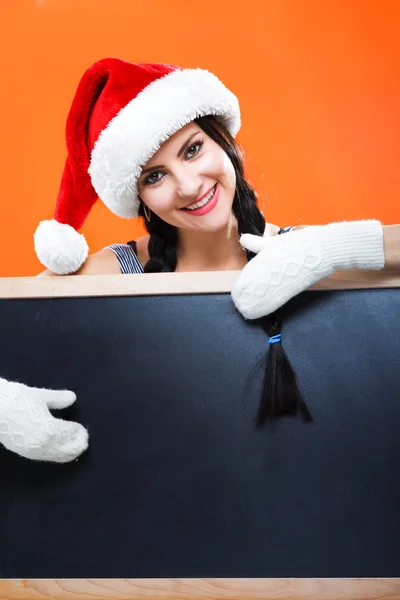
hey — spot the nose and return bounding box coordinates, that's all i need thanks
[174,168,202,202]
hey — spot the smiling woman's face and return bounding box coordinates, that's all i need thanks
[137,122,236,233]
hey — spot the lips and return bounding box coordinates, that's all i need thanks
[179,183,220,217]
[181,184,217,210]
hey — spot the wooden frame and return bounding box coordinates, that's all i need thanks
[0,577,399,599]
[0,268,400,298]
[0,270,399,599]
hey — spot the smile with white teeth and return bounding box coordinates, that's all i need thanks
[183,185,216,210]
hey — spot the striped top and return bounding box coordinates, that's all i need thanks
[108,243,144,274]
[107,227,294,275]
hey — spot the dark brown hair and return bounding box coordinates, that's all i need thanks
[137,115,312,426]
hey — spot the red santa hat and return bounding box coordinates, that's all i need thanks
[34,57,241,274]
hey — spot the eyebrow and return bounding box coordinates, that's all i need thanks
[140,132,200,176]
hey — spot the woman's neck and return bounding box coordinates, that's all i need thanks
[175,215,248,272]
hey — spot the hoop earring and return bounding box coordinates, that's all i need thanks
[143,204,151,222]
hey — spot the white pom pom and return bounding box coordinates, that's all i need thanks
[34,220,89,275]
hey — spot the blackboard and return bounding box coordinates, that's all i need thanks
[0,276,399,578]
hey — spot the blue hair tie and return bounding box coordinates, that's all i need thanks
[269,334,282,345]
[278,226,295,235]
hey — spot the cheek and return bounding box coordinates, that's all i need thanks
[222,154,236,189]
[141,188,175,215]
[199,151,236,188]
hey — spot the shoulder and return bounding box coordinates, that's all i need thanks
[38,236,151,277]
[38,247,122,277]
[77,247,123,275]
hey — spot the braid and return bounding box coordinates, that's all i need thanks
[139,115,312,425]
[137,205,177,272]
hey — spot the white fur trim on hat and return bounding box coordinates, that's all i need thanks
[88,68,241,219]
[34,220,89,275]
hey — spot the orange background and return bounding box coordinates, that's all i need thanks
[0,0,399,276]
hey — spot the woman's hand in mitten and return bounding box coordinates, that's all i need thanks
[232,220,385,319]
[0,377,89,463]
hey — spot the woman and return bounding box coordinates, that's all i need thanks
[34,56,389,417]
[1,58,396,463]
[33,59,388,295]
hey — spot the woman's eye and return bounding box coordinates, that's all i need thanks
[185,141,203,159]
[143,142,203,184]
[145,172,162,185]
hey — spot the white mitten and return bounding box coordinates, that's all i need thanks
[232,220,385,319]
[0,377,89,463]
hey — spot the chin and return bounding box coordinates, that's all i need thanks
[205,218,231,232]
[208,206,235,230]
[188,206,229,230]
